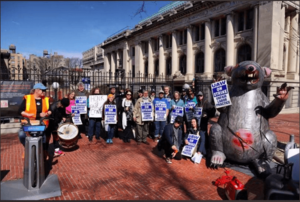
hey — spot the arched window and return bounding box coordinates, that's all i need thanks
[155,59,159,76]
[195,52,204,73]
[166,57,172,76]
[214,48,226,72]
[144,61,148,77]
[180,55,187,75]
[237,44,251,63]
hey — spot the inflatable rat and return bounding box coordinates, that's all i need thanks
[209,61,293,174]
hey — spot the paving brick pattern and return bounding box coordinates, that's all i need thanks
[1,113,298,200]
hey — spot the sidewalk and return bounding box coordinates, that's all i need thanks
[1,113,298,200]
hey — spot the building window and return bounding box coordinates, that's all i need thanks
[155,60,159,76]
[195,52,204,73]
[238,12,244,31]
[195,25,200,41]
[132,47,135,56]
[200,23,205,40]
[215,20,219,37]
[238,9,254,32]
[179,29,187,45]
[165,34,172,49]
[180,55,186,75]
[166,57,172,76]
[214,17,226,37]
[144,61,148,77]
[221,18,226,35]
[132,65,135,77]
[153,38,159,51]
[237,44,252,63]
[214,49,226,72]
[246,9,254,30]
[144,42,148,54]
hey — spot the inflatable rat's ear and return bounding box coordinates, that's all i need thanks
[262,67,272,78]
[224,66,234,76]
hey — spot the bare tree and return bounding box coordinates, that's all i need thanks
[66,57,83,69]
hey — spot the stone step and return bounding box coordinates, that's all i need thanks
[1,123,21,135]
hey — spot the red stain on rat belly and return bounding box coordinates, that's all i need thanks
[232,129,254,150]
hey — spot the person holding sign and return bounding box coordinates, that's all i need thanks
[184,90,197,133]
[75,82,89,137]
[158,116,188,164]
[195,91,216,152]
[133,90,154,145]
[187,118,206,156]
[170,91,185,124]
[153,90,170,142]
[102,94,118,144]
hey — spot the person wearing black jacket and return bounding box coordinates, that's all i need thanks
[187,118,206,156]
[195,91,216,152]
[158,116,188,164]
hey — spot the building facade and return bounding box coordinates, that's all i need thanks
[100,1,299,112]
[82,43,104,69]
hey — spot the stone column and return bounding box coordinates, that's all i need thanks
[104,53,110,72]
[123,41,129,76]
[204,19,212,74]
[186,26,193,78]
[171,30,178,75]
[278,3,288,70]
[159,35,165,76]
[226,12,234,66]
[135,42,143,75]
[287,11,299,73]
[253,4,259,62]
[110,51,115,73]
[148,39,154,76]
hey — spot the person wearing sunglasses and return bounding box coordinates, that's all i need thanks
[18,83,52,160]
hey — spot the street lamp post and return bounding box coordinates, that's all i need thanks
[52,82,59,101]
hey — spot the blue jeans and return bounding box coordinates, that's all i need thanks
[88,118,101,139]
[154,121,166,138]
[18,127,46,147]
[107,124,115,139]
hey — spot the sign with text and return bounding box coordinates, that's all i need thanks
[211,80,232,108]
[194,107,203,119]
[141,101,153,121]
[75,96,87,114]
[181,134,200,157]
[155,102,167,121]
[104,105,117,124]
[89,95,107,118]
[170,106,184,124]
[71,106,82,125]
[185,102,196,122]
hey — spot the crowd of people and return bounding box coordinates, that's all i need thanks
[19,81,216,164]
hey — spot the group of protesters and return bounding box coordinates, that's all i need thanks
[19,81,216,164]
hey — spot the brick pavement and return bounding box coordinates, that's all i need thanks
[1,113,298,200]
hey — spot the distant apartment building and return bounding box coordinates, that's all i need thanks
[82,43,104,69]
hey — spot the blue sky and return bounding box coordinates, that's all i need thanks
[1,1,172,59]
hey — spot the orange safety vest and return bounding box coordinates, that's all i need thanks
[23,94,50,126]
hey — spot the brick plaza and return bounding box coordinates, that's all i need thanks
[1,113,299,200]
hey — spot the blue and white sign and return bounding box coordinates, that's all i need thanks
[211,80,232,108]
[170,106,184,124]
[104,105,117,124]
[166,98,171,106]
[185,102,196,122]
[155,102,167,121]
[82,77,91,91]
[75,96,87,114]
[194,107,203,119]
[181,134,200,157]
[141,101,153,121]
[71,106,82,125]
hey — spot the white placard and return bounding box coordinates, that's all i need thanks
[185,102,196,122]
[141,101,153,121]
[211,80,232,108]
[194,107,202,118]
[170,106,184,124]
[181,134,200,157]
[89,95,107,118]
[71,106,82,125]
[75,96,87,114]
[155,102,167,121]
[104,105,117,124]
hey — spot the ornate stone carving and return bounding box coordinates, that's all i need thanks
[173,71,185,79]
[235,36,253,48]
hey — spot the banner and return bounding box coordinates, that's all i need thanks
[0,81,34,118]
[155,102,167,121]
[104,105,117,124]
[89,95,107,118]
[75,96,87,114]
[185,102,196,122]
[170,106,184,124]
[181,134,200,157]
[211,80,232,108]
[71,106,82,125]
[141,101,153,121]
[194,107,203,119]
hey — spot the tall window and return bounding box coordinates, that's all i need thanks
[166,57,172,76]
[195,52,204,73]
[246,9,254,30]
[237,44,252,63]
[179,29,187,45]
[155,60,159,76]
[221,18,226,35]
[238,12,244,31]
[144,61,148,77]
[215,20,219,37]
[132,65,135,77]
[165,34,172,49]
[195,25,200,41]
[238,9,254,31]
[214,17,226,37]
[180,55,187,75]
[200,23,205,40]
[153,38,159,51]
[144,42,148,54]
[132,47,135,56]
[214,49,226,72]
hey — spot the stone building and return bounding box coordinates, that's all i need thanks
[82,43,104,69]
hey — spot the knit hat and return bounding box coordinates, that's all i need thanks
[60,98,70,107]
[108,94,114,99]
[174,116,183,124]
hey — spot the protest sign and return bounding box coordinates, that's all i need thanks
[104,105,117,124]
[170,106,184,124]
[155,102,167,121]
[211,80,232,108]
[89,95,107,118]
[141,101,153,121]
[194,107,203,119]
[181,134,200,157]
[185,102,196,122]
[75,96,87,114]
[71,106,82,125]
